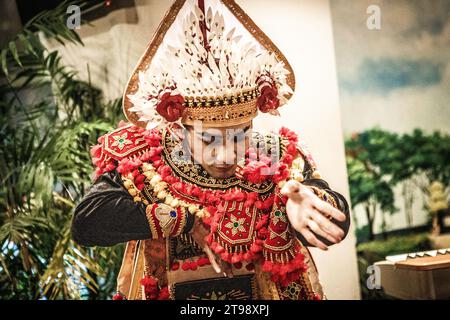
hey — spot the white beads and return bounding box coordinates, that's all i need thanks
[154,181,167,193]
[188,205,198,214]
[164,196,174,205]
[312,170,322,179]
[142,163,154,172]
[293,171,304,182]
[123,180,133,189]
[150,175,162,186]
[144,171,156,179]
[157,190,168,200]
[170,199,179,208]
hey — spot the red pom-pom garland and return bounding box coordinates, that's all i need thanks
[93,124,309,288]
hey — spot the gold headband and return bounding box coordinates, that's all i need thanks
[182,99,258,127]
[181,88,258,127]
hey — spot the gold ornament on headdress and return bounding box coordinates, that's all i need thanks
[123,0,295,129]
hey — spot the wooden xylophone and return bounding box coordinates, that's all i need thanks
[374,248,450,299]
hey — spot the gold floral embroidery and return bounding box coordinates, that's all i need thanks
[269,229,288,241]
[224,214,246,236]
[111,132,132,150]
[281,281,302,300]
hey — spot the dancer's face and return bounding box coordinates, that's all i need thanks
[185,122,252,178]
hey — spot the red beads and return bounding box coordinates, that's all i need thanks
[112,292,125,300]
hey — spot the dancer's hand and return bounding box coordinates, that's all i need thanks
[281,180,346,251]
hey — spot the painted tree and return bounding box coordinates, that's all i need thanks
[394,129,450,195]
[385,129,450,229]
[345,129,397,241]
[346,128,450,240]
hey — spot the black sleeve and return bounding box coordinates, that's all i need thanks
[296,176,351,247]
[71,171,151,247]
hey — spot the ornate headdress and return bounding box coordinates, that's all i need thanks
[124,0,295,129]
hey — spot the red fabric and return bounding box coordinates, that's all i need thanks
[93,124,309,288]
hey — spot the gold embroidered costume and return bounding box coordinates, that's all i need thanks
[72,0,350,300]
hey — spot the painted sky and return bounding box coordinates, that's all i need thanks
[330,0,449,135]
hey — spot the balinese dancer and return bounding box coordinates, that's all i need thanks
[71,0,350,300]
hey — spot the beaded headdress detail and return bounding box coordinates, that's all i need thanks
[124,0,295,129]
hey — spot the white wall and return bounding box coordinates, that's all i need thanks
[240,0,360,300]
[45,0,361,300]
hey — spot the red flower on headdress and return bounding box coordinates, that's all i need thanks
[156,92,185,122]
[257,82,280,113]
